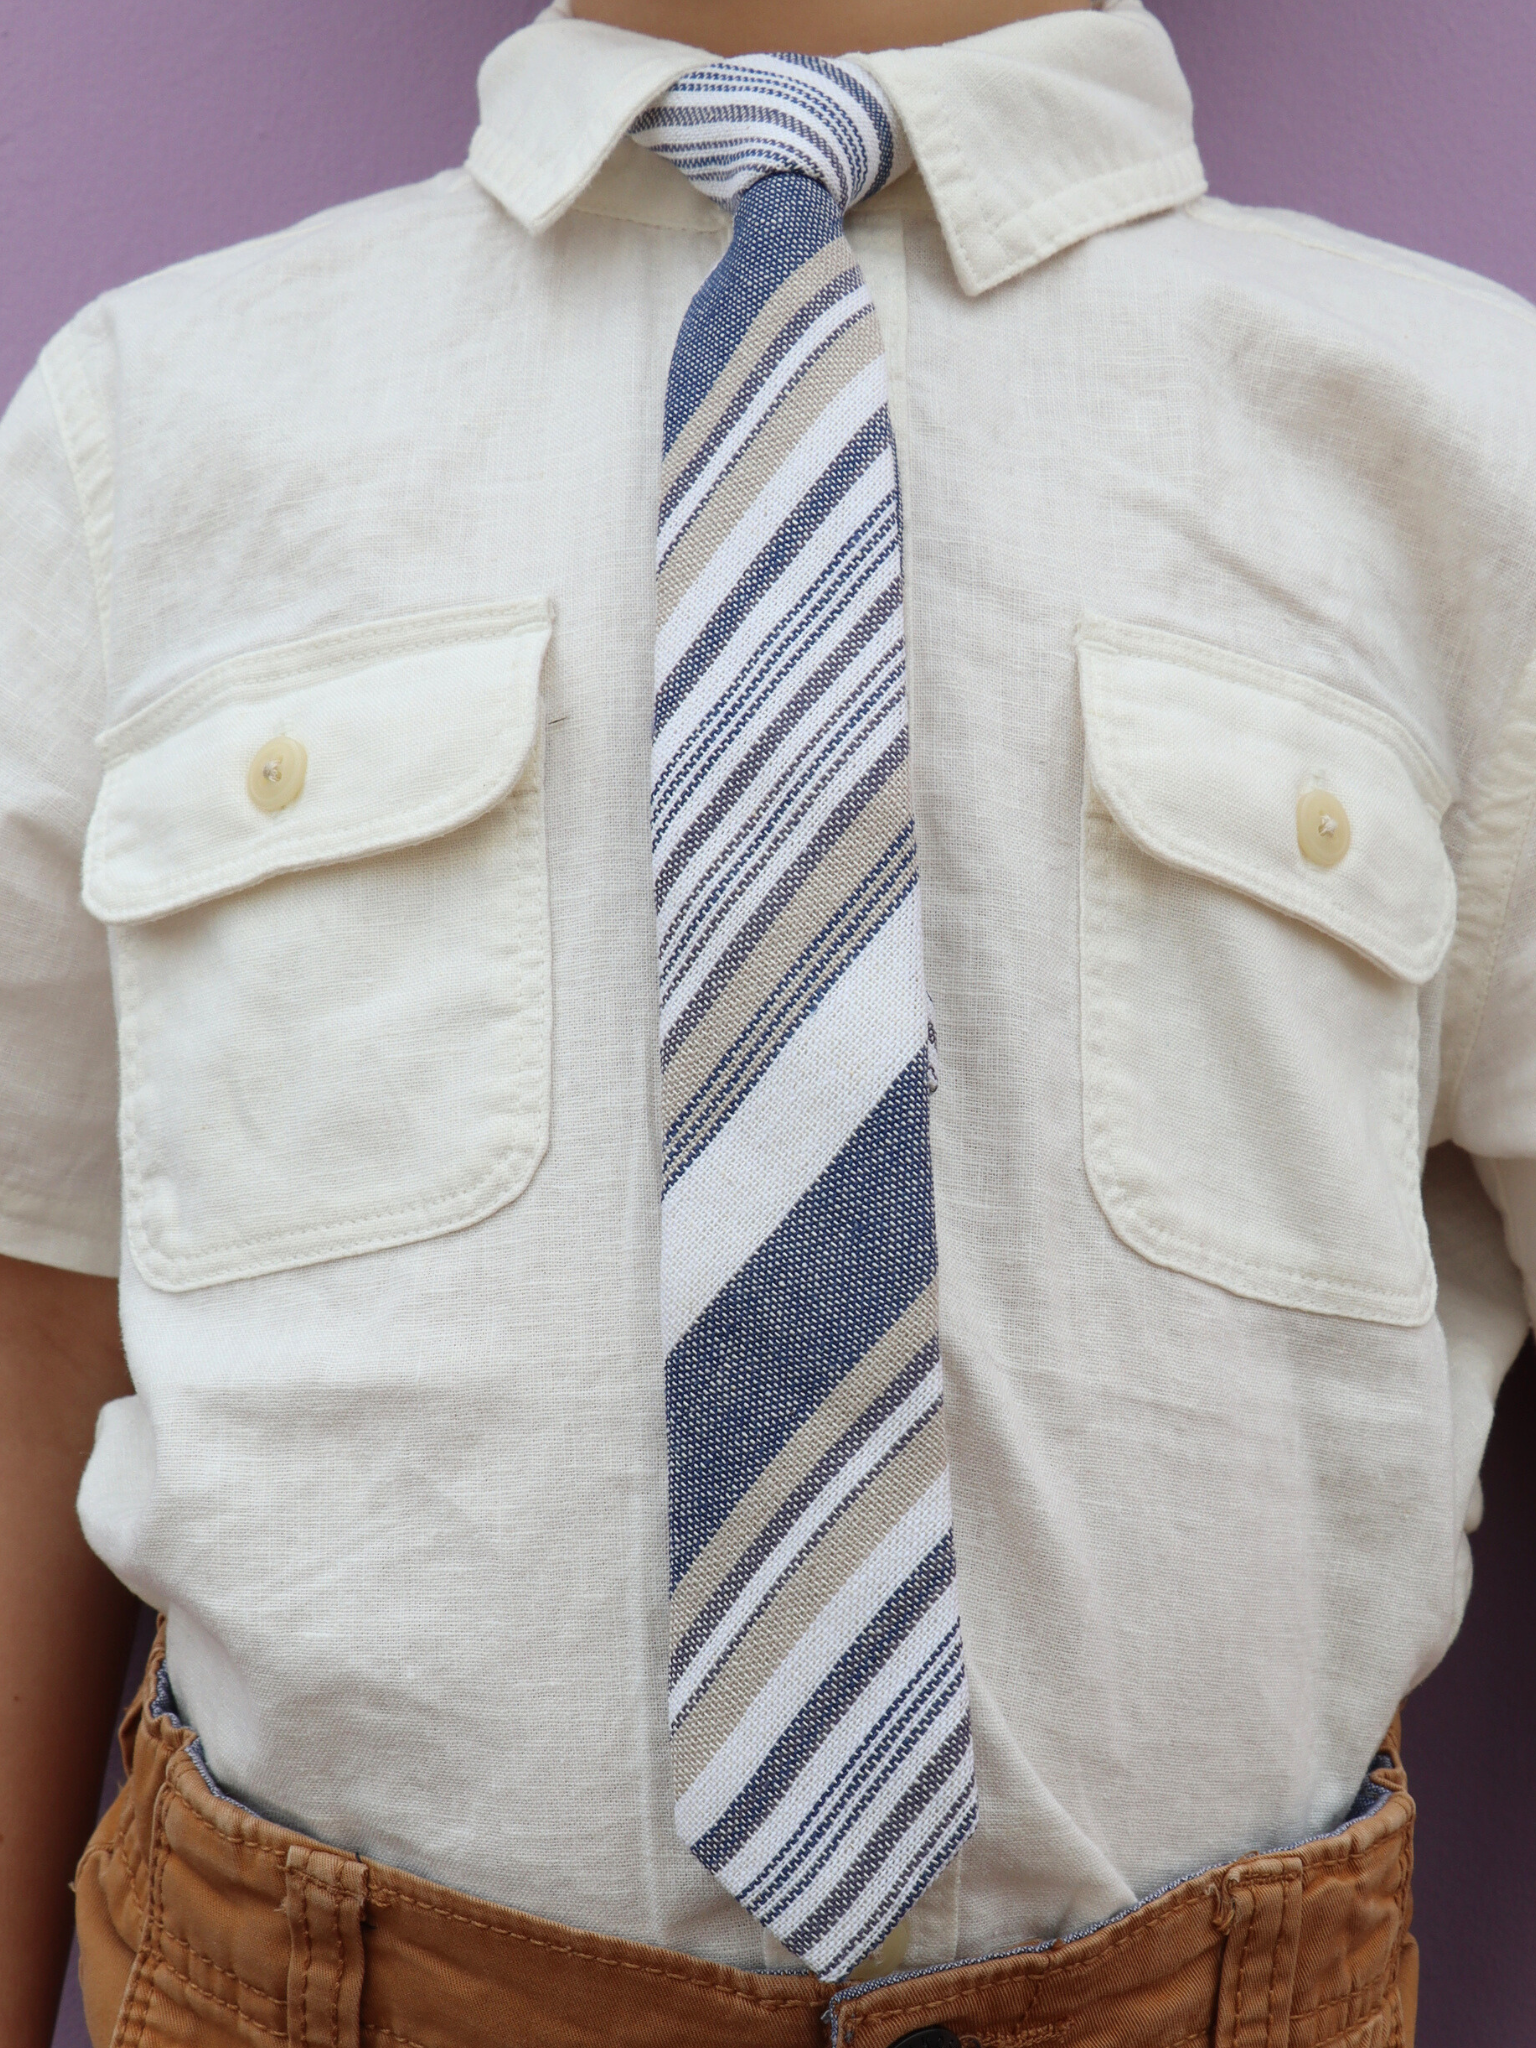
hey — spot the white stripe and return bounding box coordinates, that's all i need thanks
[654,599,904,946]
[653,582,901,895]
[757,1666,971,1942]
[711,1571,963,1893]
[641,57,894,211]
[805,1769,976,1979]
[653,442,896,824]
[669,1360,944,1720]
[806,1788,976,1979]
[656,688,907,1033]
[673,1472,954,1843]
[655,355,889,685]
[712,1540,962,1884]
[656,656,906,1033]
[651,487,899,860]
[658,894,924,1344]
[659,284,873,561]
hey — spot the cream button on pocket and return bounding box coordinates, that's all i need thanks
[247,736,307,814]
[1297,788,1350,867]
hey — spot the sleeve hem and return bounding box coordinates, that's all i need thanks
[0,1211,119,1279]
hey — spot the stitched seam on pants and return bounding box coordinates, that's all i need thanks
[79,1839,149,1931]
[1293,1787,1411,1881]
[150,1923,286,2024]
[115,1793,172,2048]
[329,1882,351,2048]
[838,1883,1213,2035]
[301,1874,363,2048]
[1291,1975,1395,2028]
[299,1877,314,2048]
[162,1776,289,1872]
[117,1780,295,2032]
[365,1885,820,2013]
[1262,1875,1299,2047]
[144,1955,287,2041]
[1232,1887,1259,2044]
[106,1791,151,1912]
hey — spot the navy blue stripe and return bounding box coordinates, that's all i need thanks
[741,1624,964,1914]
[652,491,900,845]
[690,1534,957,1871]
[781,1719,974,1953]
[657,654,906,1006]
[664,176,843,453]
[788,55,897,192]
[658,267,864,535]
[659,724,908,1068]
[656,407,892,735]
[663,830,916,1188]
[666,1052,937,1584]
[668,1333,940,1688]
[670,1385,944,1728]
[656,575,904,908]
[811,1777,977,1977]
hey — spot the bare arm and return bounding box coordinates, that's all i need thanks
[0,1253,138,2048]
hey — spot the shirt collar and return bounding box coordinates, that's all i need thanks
[467,0,1205,297]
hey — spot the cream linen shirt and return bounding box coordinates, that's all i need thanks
[3,0,1535,1974]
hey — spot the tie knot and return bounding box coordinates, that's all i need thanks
[631,53,908,215]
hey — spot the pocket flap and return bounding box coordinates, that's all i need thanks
[84,601,553,924]
[1077,618,1456,985]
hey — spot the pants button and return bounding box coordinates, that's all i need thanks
[889,2030,963,2048]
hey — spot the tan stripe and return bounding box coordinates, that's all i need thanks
[660,238,861,502]
[671,1408,950,1796]
[661,789,905,1138]
[657,301,883,633]
[670,1285,938,1650]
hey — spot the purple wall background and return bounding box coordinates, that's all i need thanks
[2,2,1530,2042]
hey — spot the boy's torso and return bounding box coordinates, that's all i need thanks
[21,1,1536,1975]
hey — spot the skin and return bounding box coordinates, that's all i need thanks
[0,1255,138,2048]
[567,0,1097,58]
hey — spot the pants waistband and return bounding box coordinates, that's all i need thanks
[76,1625,1419,2048]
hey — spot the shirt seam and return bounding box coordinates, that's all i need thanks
[37,321,115,677]
[1435,642,1536,1135]
[1187,197,1536,334]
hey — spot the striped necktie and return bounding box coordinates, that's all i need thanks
[631,54,977,1982]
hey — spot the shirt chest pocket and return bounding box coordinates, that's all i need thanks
[1076,619,1456,1327]
[83,602,554,1292]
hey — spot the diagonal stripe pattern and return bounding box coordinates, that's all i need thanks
[632,54,977,1982]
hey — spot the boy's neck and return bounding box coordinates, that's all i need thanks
[566,0,1098,58]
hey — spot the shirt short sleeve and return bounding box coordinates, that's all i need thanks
[0,340,120,1274]
[1453,737,1536,1150]
[1448,642,1536,1320]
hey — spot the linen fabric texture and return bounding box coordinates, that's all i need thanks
[1,0,1534,1980]
[631,55,975,1974]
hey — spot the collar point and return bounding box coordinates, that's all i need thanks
[943,147,1207,298]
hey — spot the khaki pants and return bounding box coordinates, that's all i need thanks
[78,1629,1419,2048]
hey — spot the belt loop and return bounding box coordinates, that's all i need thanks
[1212,1857,1303,2048]
[283,1845,369,2048]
